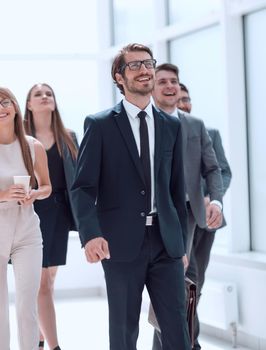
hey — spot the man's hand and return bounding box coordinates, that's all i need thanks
[84,237,110,263]
[206,203,222,229]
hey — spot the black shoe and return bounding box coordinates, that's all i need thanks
[39,341,45,348]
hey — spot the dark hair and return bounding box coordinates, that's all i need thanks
[0,87,36,187]
[155,63,180,80]
[111,43,153,95]
[24,83,78,160]
[179,83,189,94]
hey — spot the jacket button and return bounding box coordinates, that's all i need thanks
[140,190,145,195]
[140,212,145,217]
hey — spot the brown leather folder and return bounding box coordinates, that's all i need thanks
[148,277,197,346]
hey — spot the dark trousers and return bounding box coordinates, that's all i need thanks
[186,203,197,258]
[102,221,190,350]
[152,225,216,350]
[152,204,196,350]
[186,226,216,350]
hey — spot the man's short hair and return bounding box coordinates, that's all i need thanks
[111,43,154,95]
[179,83,189,94]
[155,63,179,80]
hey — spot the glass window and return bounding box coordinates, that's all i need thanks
[167,0,221,24]
[112,0,154,44]
[0,59,99,141]
[169,25,230,248]
[2,0,98,54]
[169,25,225,129]
[244,9,266,252]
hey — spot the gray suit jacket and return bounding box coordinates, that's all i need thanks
[207,128,232,195]
[178,112,223,228]
[205,128,232,230]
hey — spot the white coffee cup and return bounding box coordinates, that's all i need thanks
[13,175,31,195]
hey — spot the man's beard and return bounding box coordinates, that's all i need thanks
[124,76,154,96]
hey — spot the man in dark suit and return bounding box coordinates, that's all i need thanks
[152,63,224,350]
[178,82,232,350]
[71,44,191,350]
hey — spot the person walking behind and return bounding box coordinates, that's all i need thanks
[178,82,232,350]
[0,87,51,350]
[152,64,223,350]
[24,83,78,350]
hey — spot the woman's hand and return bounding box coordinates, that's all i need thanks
[0,185,26,202]
[19,188,39,205]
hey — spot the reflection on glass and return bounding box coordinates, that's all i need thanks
[167,0,220,24]
[245,9,266,252]
[113,0,154,44]
[170,25,224,127]
[169,25,223,127]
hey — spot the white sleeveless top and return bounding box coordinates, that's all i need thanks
[0,136,35,191]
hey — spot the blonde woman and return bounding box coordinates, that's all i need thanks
[0,87,51,350]
[24,83,78,350]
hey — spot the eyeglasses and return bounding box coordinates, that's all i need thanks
[177,97,191,104]
[122,59,157,71]
[0,99,12,108]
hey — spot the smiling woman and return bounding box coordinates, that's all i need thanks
[0,98,17,128]
[0,87,51,350]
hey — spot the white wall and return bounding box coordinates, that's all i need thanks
[202,253,266,349]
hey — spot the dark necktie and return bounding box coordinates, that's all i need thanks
[137,111,151,214]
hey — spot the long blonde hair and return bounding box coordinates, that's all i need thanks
[0,87,36,187]
[24,83,78,159]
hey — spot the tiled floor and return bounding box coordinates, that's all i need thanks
[9,296,251,350]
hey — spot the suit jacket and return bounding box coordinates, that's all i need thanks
[205,128,232,231]
[72,101,188,262]
[178,112,223,228]
[207,128,232,195]
[62,132,79,231]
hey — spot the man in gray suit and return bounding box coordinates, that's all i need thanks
[153,64,223,257]
[178,82,232,350]
[151,63,224,350]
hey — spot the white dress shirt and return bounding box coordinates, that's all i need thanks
[122,99,156,213]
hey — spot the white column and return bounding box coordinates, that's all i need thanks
[96,0,114,109]
[220,0,250,252]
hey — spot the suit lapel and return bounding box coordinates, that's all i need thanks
[153,107,164,180]
[113,102,145,184]
[178,112,188,158]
